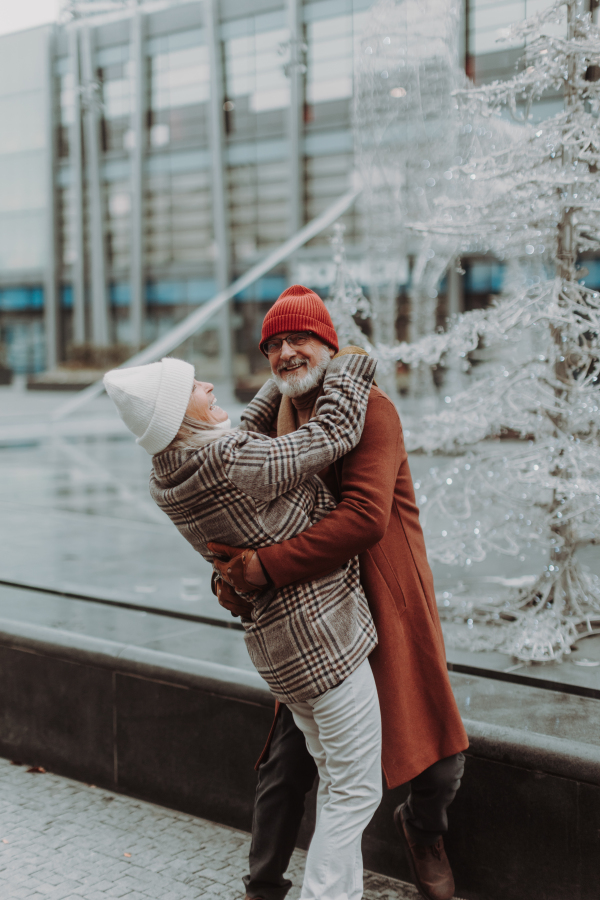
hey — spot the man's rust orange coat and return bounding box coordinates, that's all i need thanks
[258,386,468,790]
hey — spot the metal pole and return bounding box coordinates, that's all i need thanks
[205,0,233,384]
[287,0,304,238]
[556,0,579,282]
[69,27,86,345]
[464,0,473,79]
[130,6,145,349]
[443,260,464,397]
[81,23,110,347]
[447,262,463,320]
[44,25,61,371]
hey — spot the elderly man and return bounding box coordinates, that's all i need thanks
[211,285,468,900]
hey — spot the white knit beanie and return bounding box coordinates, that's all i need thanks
[103,357,195,455]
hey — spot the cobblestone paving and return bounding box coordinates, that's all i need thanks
[0,757,418,900]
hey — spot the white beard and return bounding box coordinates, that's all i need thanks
[272,346,332,398]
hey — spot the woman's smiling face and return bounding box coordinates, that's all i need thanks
[185,380,229,424]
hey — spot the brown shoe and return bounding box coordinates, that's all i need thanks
[393,803,455,900]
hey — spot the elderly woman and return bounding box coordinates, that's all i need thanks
[104,351,381,900]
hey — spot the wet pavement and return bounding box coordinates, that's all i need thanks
[1,381,599,695]
[0,381,544,616]
[0,383,243,622]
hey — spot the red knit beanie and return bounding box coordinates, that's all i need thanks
[259,285,339,355]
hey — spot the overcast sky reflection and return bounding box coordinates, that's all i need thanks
[0,0,61,38]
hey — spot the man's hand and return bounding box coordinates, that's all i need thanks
[208,542,269,592]
[215,577,254,618]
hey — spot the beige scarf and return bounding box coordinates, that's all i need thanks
[276,385,321,436]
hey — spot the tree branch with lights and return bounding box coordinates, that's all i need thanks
[334,0,600,662]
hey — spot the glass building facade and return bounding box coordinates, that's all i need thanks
[0,0,594,376]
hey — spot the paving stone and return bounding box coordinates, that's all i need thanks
[0,756,417,900]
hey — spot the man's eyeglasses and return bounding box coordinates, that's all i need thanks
[262,331,315,356]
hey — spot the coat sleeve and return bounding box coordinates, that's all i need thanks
[223,354,376,502]
[257,392,403,588]
[238,379,281,434]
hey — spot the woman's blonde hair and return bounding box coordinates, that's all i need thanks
[161,415,237,453]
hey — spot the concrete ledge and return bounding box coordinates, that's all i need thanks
[464,717,600,788]
[0,616,269,708]
[1,614,599,787]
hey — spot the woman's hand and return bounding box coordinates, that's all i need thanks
[215,578,255,618]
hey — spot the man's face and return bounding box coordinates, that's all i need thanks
[267,332,335,398]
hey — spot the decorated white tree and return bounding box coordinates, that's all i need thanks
[335,0,600,662]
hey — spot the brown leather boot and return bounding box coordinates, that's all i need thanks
[393,803,455,900]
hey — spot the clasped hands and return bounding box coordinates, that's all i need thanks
[208,541,268,618]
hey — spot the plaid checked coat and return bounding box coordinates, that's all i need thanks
[150,353,378,703]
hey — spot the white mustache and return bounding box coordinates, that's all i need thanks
[277,357,308,374]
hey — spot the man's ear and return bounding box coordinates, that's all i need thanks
[328,346,336,358]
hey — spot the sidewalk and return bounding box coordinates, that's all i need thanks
[0,757,417,900]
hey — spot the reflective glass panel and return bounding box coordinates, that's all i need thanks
[0,92,45,154]
[150,45,210,111]
[306,15,354,105]
[0,150,46,214]
[224,27,290,114]
[0,211,46,270]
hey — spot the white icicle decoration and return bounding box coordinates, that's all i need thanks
[410,0,600,662]
[339,0,600,662]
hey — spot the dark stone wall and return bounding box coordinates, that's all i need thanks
[0,646,114,785]
[362,755,600,900]
[115,673,274,831]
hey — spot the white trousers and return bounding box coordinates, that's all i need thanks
[287,658,383,900]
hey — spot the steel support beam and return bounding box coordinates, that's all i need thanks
[43,26,61,371]
[287,0,304,238]
[129,7,145,349]
[205,0,233,383]
[464,0,473,79]
[81,23,110,347]
[69,27,86,345]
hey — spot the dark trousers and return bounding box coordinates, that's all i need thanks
[244,705,464,900]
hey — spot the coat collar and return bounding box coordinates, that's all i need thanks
[152,446,199,480]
